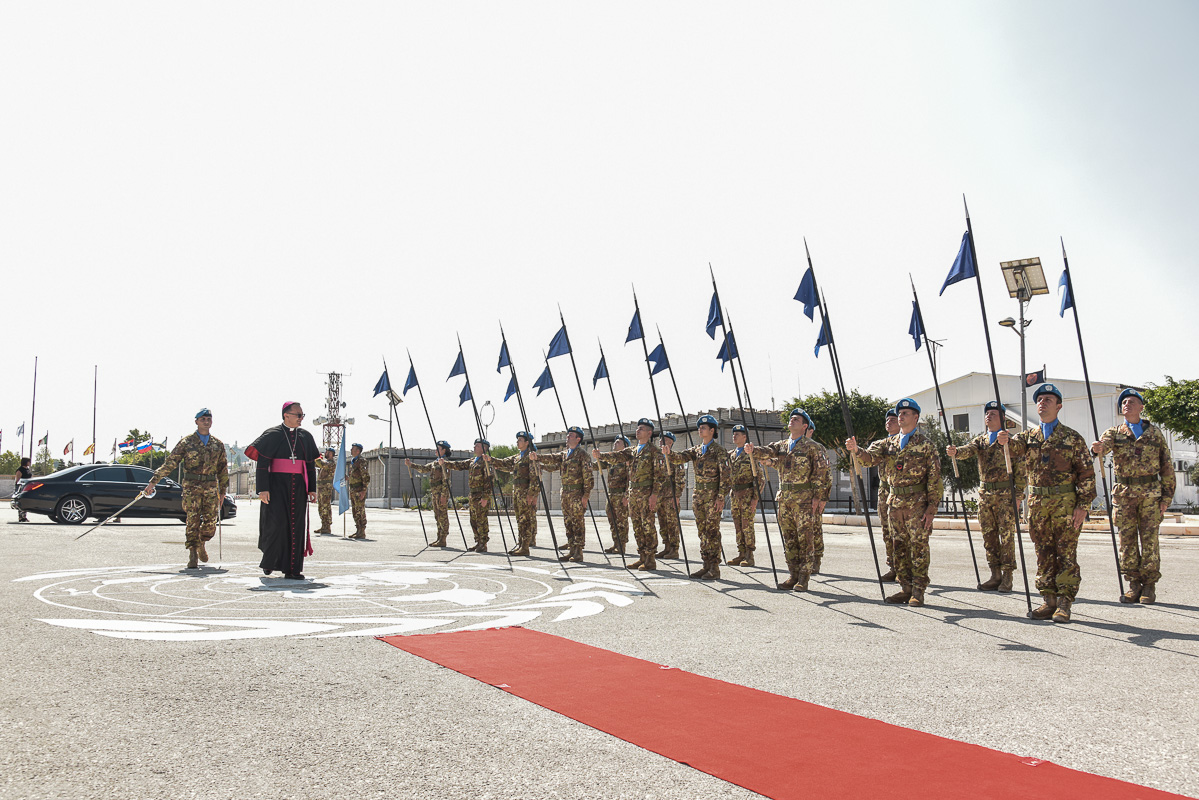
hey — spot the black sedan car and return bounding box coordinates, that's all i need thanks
[12,464,236,525]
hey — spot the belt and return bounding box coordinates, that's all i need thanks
[609,488,627,495]
[878,481,890,492]
[1117,475,1161,487]
[183,472,217,482]
[982,480,1014,492]
[781,481,814,491]
[695,481,721,491]
[733,483,755,491]
[562,483,584,492]
[1030,483,1075,497]
[890,483,927,497]
[632,479,654,489]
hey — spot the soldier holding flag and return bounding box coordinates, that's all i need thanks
[667,415,731,580]
[443,439,494,552]
[488,431,542,556]
[877,409,900,581]
[531,426,593,562]
[726,424,764,567]
[407,442,454,547]
[596,435,632,555]
[595,418,666,571]
[346,443,370,538]
[657,431,686,560]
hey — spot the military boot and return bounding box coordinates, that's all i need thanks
[777,567,800,590]
[979,566,1002,591]
[469,542,488,553]
[727,551,745,567]
[186,547,199,570]
[689,565,711,579]
[885,584,912,604]
[793,571,810,592]
[431,536,447,547]
[1120,580,1143,604]
[703,563,720,581]
[627,557,644,570]
[567,547,584,563]
[198,542,209,563]
[508,545,530,557]
[604,545,624,554]
[998,570,1013,593]
[558,542,570,551]
[881,569,897,582]
[658,546,679,559]
[350,531,366,540]
[742,550,755,567]
[811,556,822,575]
[908,587,925,607]
[1052,597,1073,623]
[638,556,657,571]
[1030,594,1057,620]
[1139,583,1156,604]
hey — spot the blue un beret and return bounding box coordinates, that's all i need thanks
[885,408,898,419]
[566,426,585,439]
[984,400,1005,413]
[614,435,631,445]
[474,437,490,448]
[1033,383,1063,402]
[1117,388,1144,408]
[697,414,719,429]
[637,418,655,431]
[516,430,533,441]
[662,431,676,442]
[436,440,451,451]
[195,408,211,419]
[731,424,748,435]
[894,398,920,414]
[790,408,813,428]
[351,442,363,450]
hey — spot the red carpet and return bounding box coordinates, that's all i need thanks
[380,627,1189,800]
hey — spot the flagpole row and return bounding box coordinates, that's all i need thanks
[383,358,427,545]
[407,351,471,550]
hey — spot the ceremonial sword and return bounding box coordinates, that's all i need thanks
[74,488,153,540]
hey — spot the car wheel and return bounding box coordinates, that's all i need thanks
[55,496,91,525]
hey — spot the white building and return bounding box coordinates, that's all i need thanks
[908,372,1197,509]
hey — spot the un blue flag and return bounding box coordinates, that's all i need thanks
[547,326,571,358]
[705,293,723,339]
[940,232,976,295]
[593,355,608,389]
[459,382,472,406]
[1058,270,1075,317]
[814,321,831,358]
[497,341,511,373]
[333,436,349,516]
[626,309,643,343]
[448,352,466,380]
[403,366,418,396]
[533,366,555,396]
[718,332,738,371]
[372,369,391,397]
[504,375,517,402]
[908,302,924,352]
[794,267,819,320]
[648,343,669,375]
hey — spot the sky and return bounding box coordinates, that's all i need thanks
[2,1,1197,460]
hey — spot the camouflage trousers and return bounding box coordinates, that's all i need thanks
[1114,489,1164,585]
[978,491,1017,572]
[730,489,757,554]
[657,496,681,550]
[561,491,587,550]
[814,516,825,560]
[628,490,659,559]
[776,490,816,573]
[1028,494,1081,600]
[316,483,333,532]
[606,492,629,550]
[350,490,367,532]
[513,493,538,548]
[468,493,490,545]
[887,499,933,591]
[429,489,450,542]
[181,484,220,549]
[878,495,895,569]
[693,490,724,567]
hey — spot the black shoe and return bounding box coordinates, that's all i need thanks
[283,573,306,581]
[263,569,273,576]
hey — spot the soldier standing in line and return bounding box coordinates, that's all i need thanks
[145,408,229,570]
[531,426,594,563]
[747,408,829,592]
[443,439,494,552]
[596,434,632,555]
[947,401,1026,592]
[314,447,336,534]
[406,441,453,547]
[877,409,900,582]
[594,418,666,571]
[999,384,1096,623]
[487,431,541,557]
[668,415,731,580]
[847,399,941,607]
[657,431,686,559]
[727,424,764,567]
[804,419,830,574]
[346,443,370,539]
[1091,388,1174,605]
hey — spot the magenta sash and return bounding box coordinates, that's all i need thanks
[270,458,313,556]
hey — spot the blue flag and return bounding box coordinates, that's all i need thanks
[908,302,924,351]
[448,352,466,380]
[593,355,608,388]
[333,435,349,516]
[547,325,571,358]
[497,341,511,373]
[648,343,669,375]
[705,293,723,339]
[939,232,976,295]
[626,309,643,343]
[504,375,517,402]
[403,365,418,395]
[718,332,738,371]
[372,369,391,397]
[814,321,831,358]
[1058,269,1074,317]
[459,382,472,406]
[794,267,819,320]
[533,366,555,396]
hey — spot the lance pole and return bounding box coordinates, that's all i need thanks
[1061,239,1125,597]
[385,358,427,544]
[407,351,470,549]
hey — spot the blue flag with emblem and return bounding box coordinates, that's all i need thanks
[908,301,924,351]
[626,309,643,343]
[718,332,738,371]
[705,293,723,339]
[648,343,669,375]
[939,232,976,295]
[333,435,349,516]
[403,365,418,395]
[593,355,608,388]
[448,352,466,380]
[372,369,391,397]
[497,341,511,373]
[533,366,555,396]
[504,375,517,402]
[794,266,819,320]
[547,325,571,358]
[1058,269,1075,318]
[814,320,831,357]
[459,381,472,406]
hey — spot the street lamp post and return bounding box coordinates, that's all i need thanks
[368,413,392,510]
[998,258,1049,431]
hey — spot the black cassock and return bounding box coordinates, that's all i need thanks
[249,424,319,575]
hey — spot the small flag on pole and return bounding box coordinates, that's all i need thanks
[497,341,511,373]
[533,366,555,396]
[908,302,925,351]
[1025,367,1046,387]
[648,343,669,375]
[334,435,349,515]
[372,369,391,397]
[626,309,643,343]
[705,293,723,339]
[84,443,95,456]
[717,332,738,371]
[504,375,517,402]
[814,321,831,358]
[459,382,472,406]
[593,355,608,388]
[403,365,418,395]
[939,232,977,295]
[16,423,24,437]
[794,267,819,320]
[118,438,136,454]
[1057,270,1075,317]
[63,440,73,456]
[447,352,466,381]
[547,326,571,358]
[38,433,48,447]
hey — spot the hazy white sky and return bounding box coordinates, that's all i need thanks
[3,1,1196,457]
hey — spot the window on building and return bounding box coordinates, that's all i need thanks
[953,413,970,432]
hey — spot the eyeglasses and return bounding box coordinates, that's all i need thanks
[286,412,305,419]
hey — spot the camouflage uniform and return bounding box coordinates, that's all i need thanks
[755,437,830,582]
[673,442,732,575]
[1014,422,1096,603]
[153,433,229,551]
[491,450,542,550]
[315,456,335,533]
[537,447,594,558]
[656,458,686,555]
[728,445,765,561]
[952,433,1027,573]
[1096,420,1174,589]
[599,443,666,566]
[598,455,631,552]
[877,461,895,572]
[410,459,452,544]
[346,455,370,534]
[445,456,493,547]
[855,432,942,592]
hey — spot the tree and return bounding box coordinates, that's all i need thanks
[1143,376,1199,444]
[920,415,980,496]
[32,445,56,476]
[0,451,21,474]
[115,428,170,470]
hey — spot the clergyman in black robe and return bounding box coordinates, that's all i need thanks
[248,401,320,579]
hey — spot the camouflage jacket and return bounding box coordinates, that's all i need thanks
[490,450,542,495]
[661,454,686,500]
[154,432,229,493]
[444,456,494,497]
[728,446,766,494]
[877,448,896,500]
[953,432,1027,493]
[599,442,666,497]
[1014,422,1097,510]
[536,447,594,495]
[1097,419,1174,502]
[315,457,336,489]
[346,456,370,490]
[671,442,731,498]
[410,459,450,492]
[596,453,632,493]
[755,437,831,499]
[855,431,941,509]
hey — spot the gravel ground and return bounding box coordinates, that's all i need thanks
[2,501,1196,799]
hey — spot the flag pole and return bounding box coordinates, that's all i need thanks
[1061,239,1125,597]
[596,339,626,440]
[385,357,428,546]
[92,365,97,464]
[29,357,38,462]
[407,350,470,549]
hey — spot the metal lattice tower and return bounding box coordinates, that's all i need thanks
[322,371,345,452]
